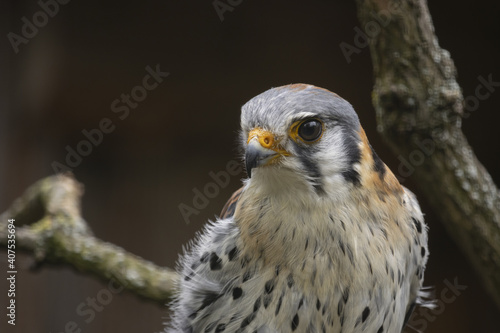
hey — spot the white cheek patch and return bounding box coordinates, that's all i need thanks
[317,129,349,175]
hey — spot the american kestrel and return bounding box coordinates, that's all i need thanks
[167,84,429,333]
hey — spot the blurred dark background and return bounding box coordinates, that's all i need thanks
[1,0,499,332]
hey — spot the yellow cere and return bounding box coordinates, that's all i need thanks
[247,128,291,156]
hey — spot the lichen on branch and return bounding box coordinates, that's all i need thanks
[355,0,500,309]
[0,174,178,305]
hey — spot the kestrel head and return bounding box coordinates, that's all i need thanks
[241,84,371,198]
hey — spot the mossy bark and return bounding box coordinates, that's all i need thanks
[0,174,178,305]
[355,0,500,309]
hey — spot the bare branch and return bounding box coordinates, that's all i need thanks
[0,174,178,305]
[355,0,500,308]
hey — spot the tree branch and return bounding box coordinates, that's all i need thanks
[355,0,500,308]
[0,174,178,305]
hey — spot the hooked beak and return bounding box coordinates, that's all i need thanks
[245,128,289,178]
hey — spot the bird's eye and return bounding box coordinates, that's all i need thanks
[298,119,323,142]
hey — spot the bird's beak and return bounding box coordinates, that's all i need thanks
[245,128,289,178]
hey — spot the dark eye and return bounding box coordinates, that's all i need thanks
[298,119,323,142]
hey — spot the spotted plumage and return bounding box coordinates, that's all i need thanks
[166,84,429,333]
